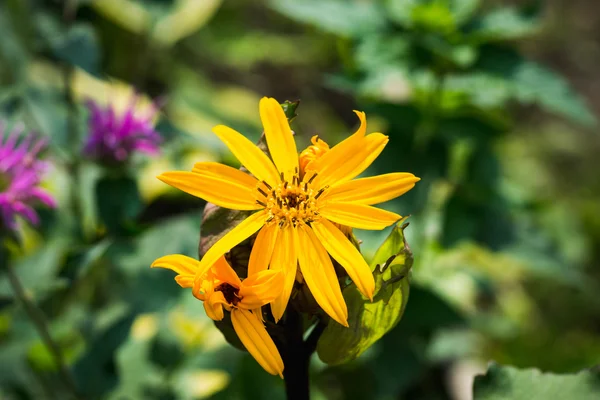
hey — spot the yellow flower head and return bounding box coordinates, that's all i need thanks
[152,254,284,377]
[158,97,420,327]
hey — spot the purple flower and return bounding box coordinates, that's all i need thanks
[0,125,56,231]
[83,95,161,166]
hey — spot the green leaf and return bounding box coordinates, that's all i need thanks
[95,175,143,235]
[53,24,101,76]
[385,0,419,27]
[387,0,456,33]
[468,6,540,42]
[317,217,413,365]
[512,61,597,127]
[270,0,386,38]
[0,239,69,302]
[473,363,600,400]
[450,0,480,25]
[478,49,597,126]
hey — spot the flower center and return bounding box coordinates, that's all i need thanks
[256,170,327,228]
[215,282,241,306]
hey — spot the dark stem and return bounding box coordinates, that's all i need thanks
[61,0,85,240]
[282,309,326,400]
[282,307,310,400]
[0,241,82,399]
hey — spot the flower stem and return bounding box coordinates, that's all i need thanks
[0,241,82,399]
[282,309,327,400]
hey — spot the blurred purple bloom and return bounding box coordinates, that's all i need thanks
[83,96,161,165]
[0,125,56,231]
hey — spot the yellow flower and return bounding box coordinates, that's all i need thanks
[158,97,420,327]
[151,254,285,377]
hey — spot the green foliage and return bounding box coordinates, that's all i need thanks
[317,218,412,365]
[473,363,600,400]
[270,0,386,38]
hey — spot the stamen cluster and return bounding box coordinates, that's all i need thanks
[257,169,327,228]
[215,282,241,306]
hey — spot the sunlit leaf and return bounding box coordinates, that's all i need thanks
[468,6,540,41]
[153,0,223,46]
[270,0,386,38]
[473,363,600,400]
[317,217,413,365]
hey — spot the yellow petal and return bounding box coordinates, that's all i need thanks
[212,124,280,186]
[197,211,266,281]
[192,161,259,188]
[248,223,278,276]
[231,309,284,378]
[318,133,388,188]
[204,291,227,321]
[325,173,420,205]
[304,110,367,179]
[270,225,299,322]
[211,256,242,287]
[238,270,284,309]
[174,275,195,289]
[296,225,348,327]
[320,202,401,230]
[259,97,299,176]
[158,171,262,211]
[151,254,199,275]
[311,219,375,300]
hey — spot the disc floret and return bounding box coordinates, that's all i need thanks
[257,169,326,229]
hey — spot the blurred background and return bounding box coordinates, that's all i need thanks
[1,0,599,399]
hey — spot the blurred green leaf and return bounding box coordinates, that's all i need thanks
[0,239,69,302]
[450,0,480,25]
[468,6,540,42]
[317,218,412,365]
[95,175,143,234]
[512,60,597,127]
[52,24,101,76]
[270,0,386,38]
[387,0,456,33]
[153,0,223,46]
[473,363,600,400]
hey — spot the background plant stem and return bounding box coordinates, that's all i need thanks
[0,239,82,400]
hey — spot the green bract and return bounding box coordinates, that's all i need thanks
[317,217,413,365]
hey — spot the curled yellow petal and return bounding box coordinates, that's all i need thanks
[151,254,199,275]
[311,219,375,300]
[197,211,266,282]
[318,133,388,188]
[304,110,368,180]
[204,291,227,321]
[259,97,299,177]
[212,124,280,186]
[248,223,278,276]
[320,203,401,230]
[270,226,299,322]
[297,225,348,327]
[238,270,284,309]
[211,256,242,287]
[231,308,284,378]
[325,173,420,205]
[174,275,194,289]
[158,171,262,211]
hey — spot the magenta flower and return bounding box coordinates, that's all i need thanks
[83,96,161,166]
[0,125,56,231]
